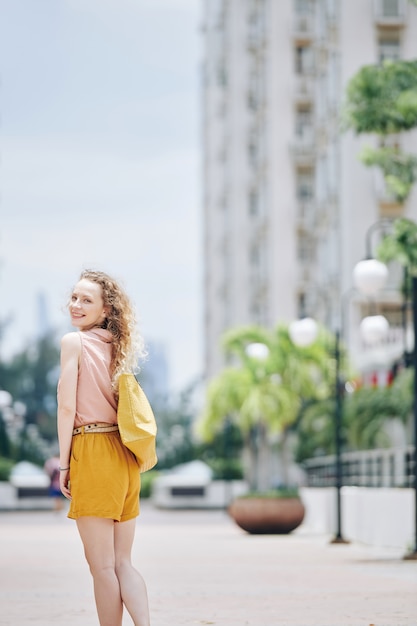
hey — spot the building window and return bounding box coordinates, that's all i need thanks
[378,35,401,62]
[218,191,228,212]
[295,0,313,14]
[216,60,228,86]
[297,234,311,261]
[325,0,338,20]
[381,0,402,17]
[248,137,257,166]
[295,107,313,137]
[296,170,314,199]
[375,0,406,21]
[295,45,314,74]
[248,190,258,215]
[250,243,260,266]
[297,292,307,318]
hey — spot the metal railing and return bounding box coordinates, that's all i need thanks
[303,446,414,488]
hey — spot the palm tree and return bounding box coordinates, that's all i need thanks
[199,323,333,491]
[344,367,413,450]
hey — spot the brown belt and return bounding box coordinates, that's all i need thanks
[73,423,119,436]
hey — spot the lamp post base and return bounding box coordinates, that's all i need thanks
[330,536,350,545]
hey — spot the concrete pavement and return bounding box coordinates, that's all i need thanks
[0,501,416,626]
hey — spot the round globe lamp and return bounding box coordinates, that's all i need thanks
[359,315,389,343]
[353,259,388,295]
[245,342,270,360]
[288,317,318,347]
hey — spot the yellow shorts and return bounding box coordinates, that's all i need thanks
[68,430,140,522]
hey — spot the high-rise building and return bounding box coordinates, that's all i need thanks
[202,0,417,382]
[141,339,170,406]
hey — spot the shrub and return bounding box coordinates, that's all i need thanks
[0,457,15,481]
[206,458,244,480]
[140,470,159,499]
[240,487,300,499]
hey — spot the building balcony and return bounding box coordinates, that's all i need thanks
[294,75,315,104]
[247,30,266,53]
[354,324,409,371]
[295,45,316,77]
[374,0,407,26]
[293,15,315,43]
[378,198,404,218]
[314,204,331,230]
[296,262,311,288]
[291,129,316,165]
[247,89,265,112]
[297,200,316,230]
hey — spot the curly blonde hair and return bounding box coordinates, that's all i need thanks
[78,269,146,386]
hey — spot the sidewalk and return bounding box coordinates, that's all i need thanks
[0,501,416,626]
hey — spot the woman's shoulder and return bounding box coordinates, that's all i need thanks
[61,332,82,352]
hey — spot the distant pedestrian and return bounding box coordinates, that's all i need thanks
[57,269,150,626]
[43,455,65,512]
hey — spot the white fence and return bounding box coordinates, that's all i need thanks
[300,486,414,551]
[303,446,414,488]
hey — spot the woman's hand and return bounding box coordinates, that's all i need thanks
[57,332,80,502]
[60,469,71,499]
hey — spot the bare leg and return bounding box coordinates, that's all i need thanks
[77,517,123,626]
[114,519,150,626]
[53,496,64,512]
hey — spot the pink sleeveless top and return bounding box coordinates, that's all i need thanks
[74,328,117,427]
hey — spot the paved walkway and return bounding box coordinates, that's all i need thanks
[0,501,416,626]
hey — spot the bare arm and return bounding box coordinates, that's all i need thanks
[57,332,81,499]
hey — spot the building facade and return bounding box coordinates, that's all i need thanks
[202,0,417,382]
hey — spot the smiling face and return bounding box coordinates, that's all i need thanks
[69,278,108,331]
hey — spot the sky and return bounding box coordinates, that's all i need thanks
[0,0,203,393]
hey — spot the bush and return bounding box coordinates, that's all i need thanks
[140,469,159,499]
[206,458,244,480]
[0,457,15,481]
[241,487,300,499]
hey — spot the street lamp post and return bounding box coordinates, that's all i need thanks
[405,274,417,560]
[354,219,417,559]
[292,279,392,545]
[289,317,349,543]
[330,329,349,544]
[245,342,270,492]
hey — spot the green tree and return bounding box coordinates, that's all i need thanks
[295,367,413,462]
[151,379,200,470]
[360,145,417,203]
[377,216,417,273]
[343,58,417,202]
[294,398,337,462]
[0,413,11,458]
[342,38,417,449]
[343,59,417,134]
[199,324,333,490]
[0,332,60,460]
[343,368,413,450]
[11,335,59,438]
[376,214,417,384]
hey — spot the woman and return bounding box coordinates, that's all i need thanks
[57,269,150,626]
[44,454,65,512]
